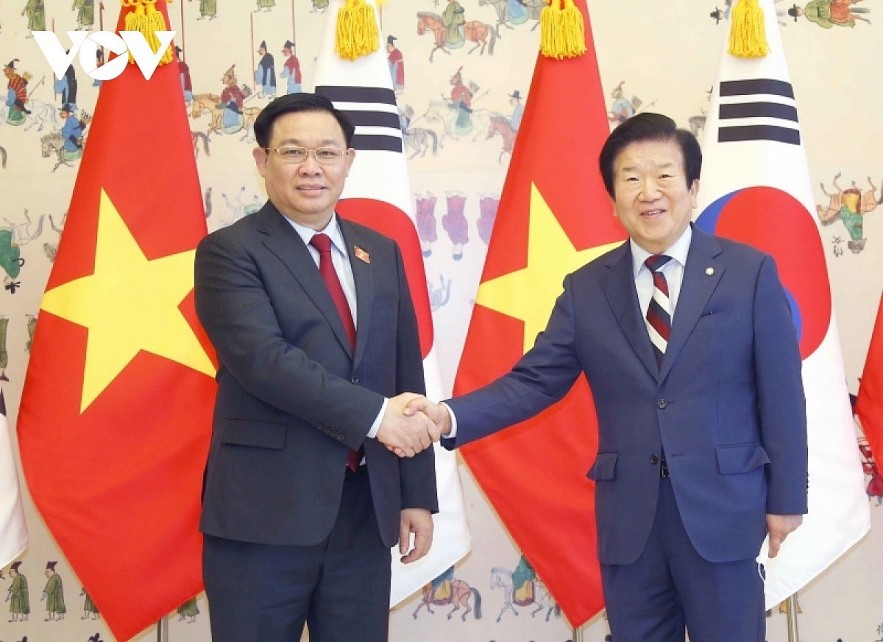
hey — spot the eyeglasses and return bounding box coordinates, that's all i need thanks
[264,145,348,165]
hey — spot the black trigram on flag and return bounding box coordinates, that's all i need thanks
[717,78,800,145]
[316,85,403,154]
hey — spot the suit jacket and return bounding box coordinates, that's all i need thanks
[444,225,807,565]
[195,203,438,548]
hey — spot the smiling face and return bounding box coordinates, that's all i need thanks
[611,138,699,254]
[252,110,354,230]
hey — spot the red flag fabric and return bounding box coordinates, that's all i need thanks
[17,3,216,639]
[454,1,625,627]
[857,294,883,466]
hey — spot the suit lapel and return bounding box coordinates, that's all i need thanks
[340,219,374,368]
[659,227,724,381]
[257,205,355,355]
[600,242,660,378]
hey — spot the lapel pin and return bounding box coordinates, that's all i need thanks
[705,267,715,276]
[354,246,370,264]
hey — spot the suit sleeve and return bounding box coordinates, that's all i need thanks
[194,230,383,449]
[390,242,438,513]
[442,272,584,450]
[753,255,809,515]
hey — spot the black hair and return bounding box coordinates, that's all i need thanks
[598,112,702,198]
[252,92,356,149]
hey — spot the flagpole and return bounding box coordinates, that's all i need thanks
[785,593,799,642]
[572,624,583,642]
[156,615,168,642]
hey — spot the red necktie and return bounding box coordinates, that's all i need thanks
[310,233,361,470]
[644,254,672,367]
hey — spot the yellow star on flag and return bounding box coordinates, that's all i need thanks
[40,188,216,412]
[476,183,619,353]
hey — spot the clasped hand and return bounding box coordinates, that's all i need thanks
[375,393,452,458]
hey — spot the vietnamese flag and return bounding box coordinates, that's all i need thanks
[857,294,883,467]
[454,0,625,627]
[17,1,216,639]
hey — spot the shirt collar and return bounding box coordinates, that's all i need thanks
[286,214,347,255]
[629,224,693,278]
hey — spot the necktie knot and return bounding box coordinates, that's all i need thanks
[310,232,333,254]
[645,253,672,273]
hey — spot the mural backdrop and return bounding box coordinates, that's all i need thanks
[0,1,880,641]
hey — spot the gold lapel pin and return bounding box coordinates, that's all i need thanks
[354,246,370,264]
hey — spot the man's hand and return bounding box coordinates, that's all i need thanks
[766,513,803,558]
[404,396,452,436]
[376,393,438,457]
[399,508,433,564]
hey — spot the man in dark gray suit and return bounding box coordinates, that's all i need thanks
[194,92,438,642]
[411,113,808,642]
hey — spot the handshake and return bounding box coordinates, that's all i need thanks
[375,393,452,458]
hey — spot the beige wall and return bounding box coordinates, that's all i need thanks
[0,1,880,640]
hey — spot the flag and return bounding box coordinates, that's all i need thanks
[16,2,216,639]
[453,0,625,627]
[695,0,869,608]
[856,294,883,465]
[0,385,28,569]
[312,0,470,606]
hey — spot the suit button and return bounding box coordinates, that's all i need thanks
[656,399,667,409]
[650,454,660,465]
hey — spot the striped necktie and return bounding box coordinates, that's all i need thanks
[645,254,673,367]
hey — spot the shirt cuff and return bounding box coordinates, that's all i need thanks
[367,397,388,439]
[441,402,457,438]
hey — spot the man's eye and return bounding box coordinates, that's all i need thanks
[316,149,340,160]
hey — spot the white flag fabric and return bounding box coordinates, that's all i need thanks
[0,385,28,568]
[312,0,471,606]
[695,0,870,608]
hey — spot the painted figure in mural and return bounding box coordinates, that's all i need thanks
[412,113,808,642]
[42,561,66,621]
[413,565,482,621]
[4,60,32,126]
[312,0,329,11]
[817,173,880,253]
[72,0,95,30]
[387,35,404,92]
[280,40,302,95]
[54,60,78,110]
[192,0,218,20]
[219,65,247,132]
[858,443,883,505]
[93,48,105,87]
[508,89,523,132]
[194,93,437,642]
[416,192,438,256]
[22,0,46,31]
[60,104,85,154]
[449,66,476,135]
[255,40,276,99]
[80,586,100,620]
[442,0,466,48]
[787,0,871,27]
[477,194,499,244]
[176,596,199,622]
[255,0,275,12]
[443,191,468,260]
[6,561,30,621]
[608,81,635,124]
[176,47,193,104]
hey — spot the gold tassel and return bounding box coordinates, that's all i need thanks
[335,0,380,61]
[122,0,174,66]
[539,0,587,60]
[728,0,769,58]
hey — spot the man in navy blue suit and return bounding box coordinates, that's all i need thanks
[195,93,439,642]
[411,113,808,641]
